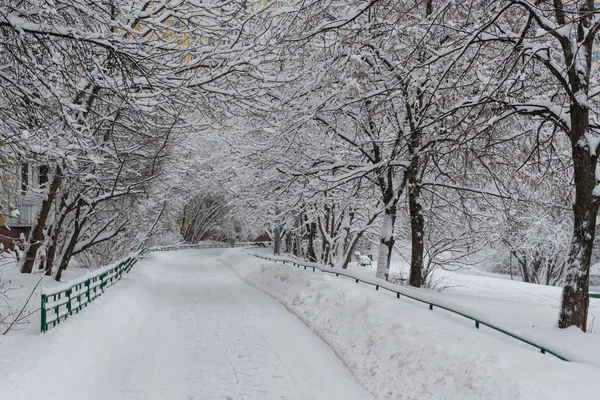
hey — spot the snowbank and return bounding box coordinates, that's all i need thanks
[224,249,600,399]
[250,252,600,365]
[0,259,94,335]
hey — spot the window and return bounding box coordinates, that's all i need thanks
[39,165,49,187]
[593,51,600,62]
[21,163,28,194]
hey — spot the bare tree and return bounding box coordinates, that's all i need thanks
[476,0,600,331]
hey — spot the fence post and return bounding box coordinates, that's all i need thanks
[40,294,47,333]
[77,283,82,312]
[66,288,72,315]
[54,295,60,325]
[86,278,91,303]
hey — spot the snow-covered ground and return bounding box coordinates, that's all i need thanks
[0,249,372,400]
[346,254,600,364]
[2,248,599,399]
[228,249,600,399]
[0,254,94,335]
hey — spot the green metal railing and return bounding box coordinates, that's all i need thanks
[253,254,578,363]
[40,242,263,332]
[139,242,262,255]
[41,256,137,333]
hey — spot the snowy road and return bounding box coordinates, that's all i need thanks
[0,249,372,400]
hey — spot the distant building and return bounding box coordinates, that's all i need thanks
[0,162,46,252]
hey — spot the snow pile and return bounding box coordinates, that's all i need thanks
[251,252,600,364]
[223,250,600,399]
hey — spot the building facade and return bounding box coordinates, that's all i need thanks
[0,162,46,251]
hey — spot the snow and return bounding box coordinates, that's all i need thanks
[301,249,600,365]
[0,254,94,335]
[3,247,600,399]
[0,249,372,400]
[41,260,120,296]
[228,249,600,398]
[251,251,600,364]
[585,132,600,156]
[429,269,600,364]
[380,260,600,360]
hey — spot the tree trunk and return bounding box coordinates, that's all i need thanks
[375,170,403,281]
[341,228,371,270]
[404,0,432,288]
[273,226,282,255]
[292,232,299,256]
[181,203,188,239]
[55,201,85,282]
[559,107,599,330]
[21,167,62,273]
[407,117,425,287]
[305,219,317,262]
[376,205,396,280]
[408,177,425,287]
[44,195,72,276]
[516,252,531,283]
[44,227,57,276]
[530,251,541,284]
[285,231,292,253]
[321,205,331,264]
[341,237,360,270]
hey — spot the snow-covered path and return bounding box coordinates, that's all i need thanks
[0,249,372,400]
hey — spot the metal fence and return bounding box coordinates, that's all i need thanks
[41,257,137,332]
[253,254,580,363]
[139,242,261,255]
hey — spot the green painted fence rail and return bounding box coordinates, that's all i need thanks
[41,256,138,333]
[253,254,581,363]
[40,242,264,333]
[139,242,262,256]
